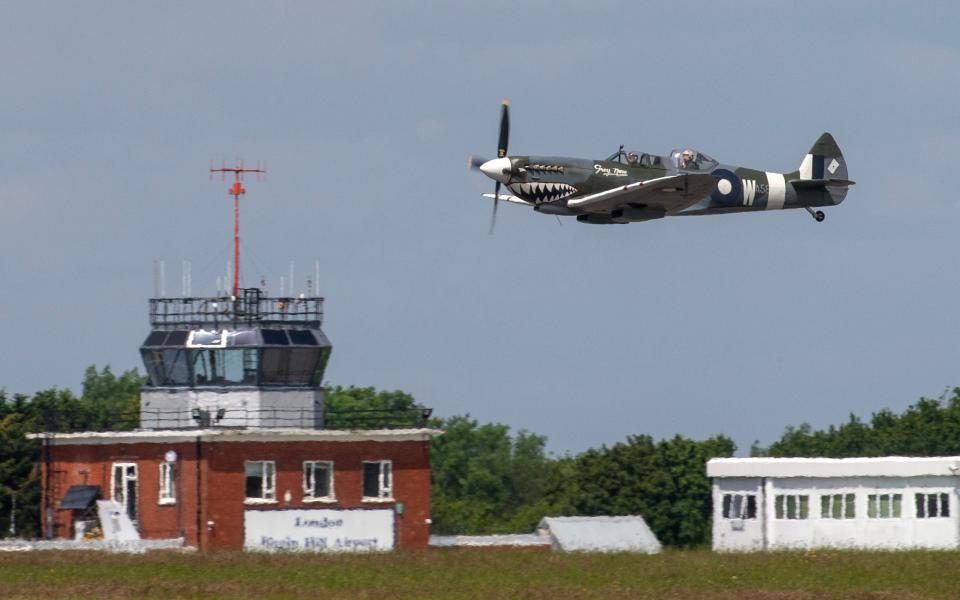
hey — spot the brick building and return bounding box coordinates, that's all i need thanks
[33,290,440,551]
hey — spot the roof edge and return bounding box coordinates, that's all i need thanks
[27,428,444,446]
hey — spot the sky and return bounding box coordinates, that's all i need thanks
[1,1,959,456]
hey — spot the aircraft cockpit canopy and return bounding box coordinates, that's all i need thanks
[672,149,718,171]
[609,147,663,168]
[625,151,662,168]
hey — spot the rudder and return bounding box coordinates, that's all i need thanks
[796,132,850,204]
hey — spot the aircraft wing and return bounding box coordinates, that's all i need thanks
[566,174,718,214]
[481,193,533,206]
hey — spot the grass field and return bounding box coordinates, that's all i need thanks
[2,548,960,599]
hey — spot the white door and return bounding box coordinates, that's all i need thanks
[112,463,138,522]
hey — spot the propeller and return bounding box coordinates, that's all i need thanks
[490,100,510,234]
[469,100,511,234]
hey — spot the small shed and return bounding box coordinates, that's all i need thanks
[536,516,662,553]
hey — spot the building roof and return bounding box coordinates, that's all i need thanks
[537,516,661,553]
[27,428,443,446]
[708,456,960,478]
[429,534,551,548]
[59,485,100,510]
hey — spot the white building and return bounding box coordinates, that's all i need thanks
[707,457,960,551]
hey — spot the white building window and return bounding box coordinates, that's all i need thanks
[112,463,138,522]
[916,493,950,518]
[362,460,393,500]
[159,462,176,505]
[245,460,276,503]
[820,493,855,519]
[722,493,757,519]
[303,461,334,501]
[867,493,902,518]
[774,494,809,520]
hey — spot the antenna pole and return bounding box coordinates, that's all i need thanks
[209,161,266,297]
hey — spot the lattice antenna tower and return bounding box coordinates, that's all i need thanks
[209,160,267,297]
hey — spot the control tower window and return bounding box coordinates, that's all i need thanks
[166,331,189,345]
[288,330,317,345]
[143,348,191,386]
[261,348,321,386]
[261,329,289,345]
[192,349,257,385]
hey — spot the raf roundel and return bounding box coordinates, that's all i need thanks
[709,168,742,206]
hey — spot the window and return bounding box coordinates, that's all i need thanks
[721,493,757,519]
[192,349,255,385]
[111,463,138,521]
[867,493,902,518]
[303,461,334,501]
[916,493,950,518]
[362,460,393,500]
[820,493,855,519]
[774,494,809,520]
[245,460,276,502]
[159,462,175,505]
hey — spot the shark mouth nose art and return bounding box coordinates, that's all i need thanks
[509,182,578,204]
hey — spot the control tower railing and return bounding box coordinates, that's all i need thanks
[149,288,323,330]
[31,407,434,433]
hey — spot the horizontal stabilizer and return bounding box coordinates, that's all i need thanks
[791,178,855,189]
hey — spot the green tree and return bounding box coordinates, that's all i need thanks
[0,393,41,538]
[755,388,960,458]
[429,415,556,534]
[323,386,428,429]
[548,433,735,547]
[78,365,144,430]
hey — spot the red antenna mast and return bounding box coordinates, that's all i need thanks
[209,160,266,297]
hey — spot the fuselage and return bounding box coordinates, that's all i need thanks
[480,151,844,223]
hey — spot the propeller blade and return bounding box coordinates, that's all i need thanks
[468,155,487,171]
[497,100,510,158]
[489,182,500,235]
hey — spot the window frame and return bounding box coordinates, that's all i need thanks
[158,461,176,505]
[867,493,902,519]
[774,494,810,520]
[819,493,855,519]
[303,460,335,503]
[111,462,139,522]
[916,492,950,518]
[721,493,757,520]
[244,460,277,504]
[361,460,393,502]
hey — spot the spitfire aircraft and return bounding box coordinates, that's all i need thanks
[470,101,854,231]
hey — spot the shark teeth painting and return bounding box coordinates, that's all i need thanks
[508,182,578,204]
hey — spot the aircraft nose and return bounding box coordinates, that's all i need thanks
[479,157,511,183]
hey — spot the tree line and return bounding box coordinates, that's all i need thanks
[4,367,959,546]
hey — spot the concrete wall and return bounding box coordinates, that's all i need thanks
[140,388,323,429]
[713,475,960,551]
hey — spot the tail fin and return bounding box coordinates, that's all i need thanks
[795,133,851,204]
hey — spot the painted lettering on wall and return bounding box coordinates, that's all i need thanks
[245,509,394,552]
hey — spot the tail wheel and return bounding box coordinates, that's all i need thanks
[815,211,825,222]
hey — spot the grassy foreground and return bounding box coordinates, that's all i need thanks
[1,548,959,599]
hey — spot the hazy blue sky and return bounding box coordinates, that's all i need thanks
[2,2,959,455]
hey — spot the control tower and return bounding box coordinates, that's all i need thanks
[139,288,331,429]
[139,162,331,430]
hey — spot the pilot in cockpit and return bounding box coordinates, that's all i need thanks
[680,149,697,170]
[627,152,639,166]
